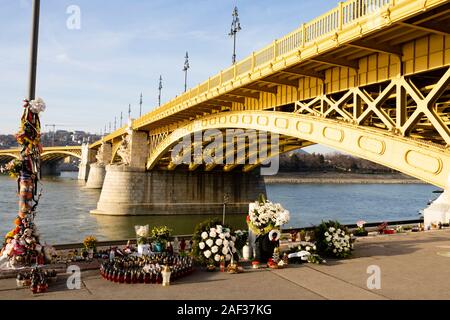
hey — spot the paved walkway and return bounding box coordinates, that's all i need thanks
[1,229,450,300]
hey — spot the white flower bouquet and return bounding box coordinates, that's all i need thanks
[287,241,325,264]
[192,220,238,266]
[247,194,290,235]
[135,225,150,245]
[315,221,353,258]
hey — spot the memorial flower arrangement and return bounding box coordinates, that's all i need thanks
[287,241,325,264]
[191,219,238,267]
[135,225,150,245]
[353,220,368,236]
[233,230,248,251]
[83,236,97,251]
[150,226,172,244]
[247,194,290,235]
[5,159,22,178]
[314,220,353,258]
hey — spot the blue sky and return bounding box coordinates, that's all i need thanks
[0,0,339,153]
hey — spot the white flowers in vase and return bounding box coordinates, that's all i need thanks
[248,194,290,235]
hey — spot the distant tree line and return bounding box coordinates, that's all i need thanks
[279,152,396,173]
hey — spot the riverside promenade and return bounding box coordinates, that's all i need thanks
[1,229,450,300]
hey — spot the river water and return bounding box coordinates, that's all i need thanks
[0,172,438,244]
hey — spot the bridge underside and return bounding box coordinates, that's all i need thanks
[146,67,450,188]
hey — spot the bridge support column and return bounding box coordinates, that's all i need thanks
[78,143,95,181]
[91,166,266,216]
[85,163,106,188]
[85,143,112,189]
[128,130,149,170]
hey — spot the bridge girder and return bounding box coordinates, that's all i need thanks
[146,67,450,188]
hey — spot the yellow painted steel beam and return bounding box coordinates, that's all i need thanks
[346,39,403,57]
[397,21,450,36]
[228,91,260,100]
[310,56,359,70]
[242,144,311,173]
[213,96,245,104]
[147,109,450,188]
[258,77,299,88]
[241,84,278,95]
[279,69,325,80]
[41,150,82,160]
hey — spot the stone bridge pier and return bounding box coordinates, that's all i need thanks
[91,130,266,215]
[78,143,96,181]
[84,142,112,189]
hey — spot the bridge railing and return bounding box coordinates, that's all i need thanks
[133,0,395,128]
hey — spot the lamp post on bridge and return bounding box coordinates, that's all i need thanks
[120,111,123,127]
[139,93,143,117]
[228,6,241,65]
[158,75,163,106]
[183,51,189,92]
[114,116,117,130]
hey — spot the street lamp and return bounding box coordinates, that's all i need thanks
[158,75,163,106]
[223,193,230,225]
[120,111,123,127]
[228,6,241,65]
[183,51,189,92]
[139,93,143,117]
[28,0,40,100]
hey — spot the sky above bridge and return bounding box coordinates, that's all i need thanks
[0,0,339,153]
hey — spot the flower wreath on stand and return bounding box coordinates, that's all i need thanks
[191,219,238,270]
[247,194,290,266]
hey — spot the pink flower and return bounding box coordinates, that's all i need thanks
[356,220,366,228]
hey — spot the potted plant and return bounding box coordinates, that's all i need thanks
[83,235,97,259]
[150,226,172,252]
[353,220,368,237]
[135,225,150,255]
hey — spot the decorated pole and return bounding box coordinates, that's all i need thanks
[0,0,46,270]
[28,0,40,101]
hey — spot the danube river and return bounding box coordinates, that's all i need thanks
[0,173,437,244]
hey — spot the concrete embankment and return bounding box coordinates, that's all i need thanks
[264,172,427,184]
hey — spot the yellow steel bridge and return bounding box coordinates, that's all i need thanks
[1,0,450,188]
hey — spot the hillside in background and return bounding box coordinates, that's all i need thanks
[279,151,395,174]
